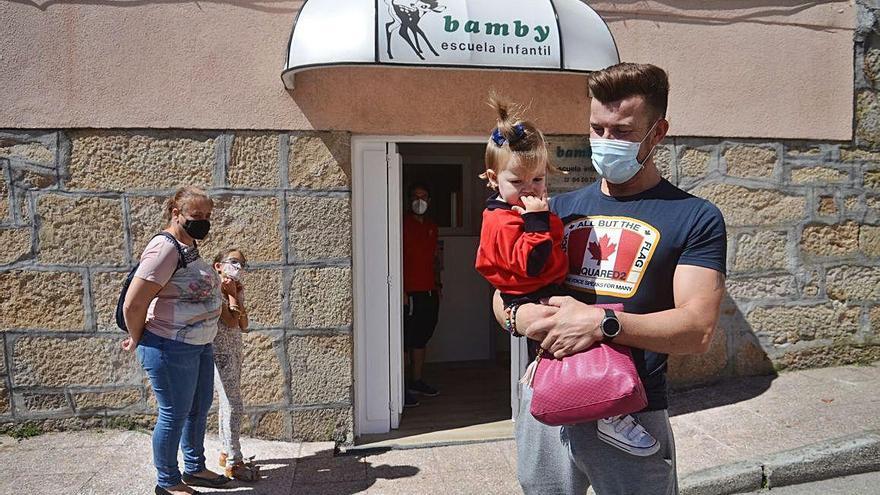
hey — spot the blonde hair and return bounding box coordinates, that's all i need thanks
[481,94,555,183]
[163,186,213,223]
[213,247,247,266]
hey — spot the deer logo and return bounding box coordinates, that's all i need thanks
[384,0,447,60]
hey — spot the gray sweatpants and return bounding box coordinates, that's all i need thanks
[516,386,678,495]
[213,322,244,466]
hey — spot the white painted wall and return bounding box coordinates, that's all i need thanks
[0,1,855,139]
[427,236,497,363]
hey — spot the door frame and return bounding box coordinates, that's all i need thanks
[352,135,527,436]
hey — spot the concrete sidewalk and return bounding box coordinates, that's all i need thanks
[1,362,878,494]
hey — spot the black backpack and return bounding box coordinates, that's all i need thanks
[115,232,188,332]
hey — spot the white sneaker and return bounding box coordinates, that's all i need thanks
[597,415,660,457]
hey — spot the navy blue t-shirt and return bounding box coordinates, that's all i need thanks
[548,178,727,411]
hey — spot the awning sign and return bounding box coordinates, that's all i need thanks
[377,0,561,69]
[283,0,619,89]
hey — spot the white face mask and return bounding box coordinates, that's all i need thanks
[222,260,244,281]
[411,199,428,215]
[589,120,661,184]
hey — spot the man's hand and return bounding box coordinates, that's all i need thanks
[531,296,605,358]
[512,193,549,215]
[515,303,558,340]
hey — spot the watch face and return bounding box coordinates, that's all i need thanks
[602,317,621,337]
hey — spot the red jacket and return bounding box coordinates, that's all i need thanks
[475,197,567,295]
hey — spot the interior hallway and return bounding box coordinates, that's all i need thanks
[356,359,511,448]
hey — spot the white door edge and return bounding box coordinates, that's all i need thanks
[387,143,404,430]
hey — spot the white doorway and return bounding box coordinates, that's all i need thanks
[352,136,529,440]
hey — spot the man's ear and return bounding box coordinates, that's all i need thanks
[653,118,670,145]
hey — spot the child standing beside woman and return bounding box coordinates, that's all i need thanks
[211,248,260,481]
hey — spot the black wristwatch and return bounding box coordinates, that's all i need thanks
[600,308,621,341]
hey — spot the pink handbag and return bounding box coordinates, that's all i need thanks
[525,303,648,426]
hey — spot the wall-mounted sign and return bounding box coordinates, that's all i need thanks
[378,0,560,69]
[283,0,619,89]
[546,135,596,195]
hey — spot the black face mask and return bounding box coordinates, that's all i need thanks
[182,218,211,240]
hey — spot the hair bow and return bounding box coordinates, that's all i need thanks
[491,124,526,147]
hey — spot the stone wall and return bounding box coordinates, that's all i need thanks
[663,0,880,384]
[653,140,880,387]
[0,130,355,443]
[2,129,877,441]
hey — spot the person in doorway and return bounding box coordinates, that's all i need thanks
[494,63,727,495]
[402,183,443,407]
[212,248,261,482]
[121,186,230,495]
[476,94,660,458]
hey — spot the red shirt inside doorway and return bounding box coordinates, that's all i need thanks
[403,213,439,293]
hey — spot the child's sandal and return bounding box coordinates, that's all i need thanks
[225,456,261,482]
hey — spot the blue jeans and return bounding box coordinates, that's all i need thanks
[137,331,215,488]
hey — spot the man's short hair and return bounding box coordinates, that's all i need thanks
[588,63,669,120]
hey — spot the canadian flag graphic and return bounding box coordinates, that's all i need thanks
[563,216,660,297]
[588,234,617,262]
[568,228,643,282]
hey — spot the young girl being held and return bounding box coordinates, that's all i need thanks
[475,95,567,309]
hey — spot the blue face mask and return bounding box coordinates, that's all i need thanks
[589,120,661,184]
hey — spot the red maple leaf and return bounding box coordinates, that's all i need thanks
[588,234,617,261]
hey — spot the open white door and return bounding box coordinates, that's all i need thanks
[510,336,529,421]
[354,140,405,435]
[354,135,508,437]
[387,143,404,429]
[354,142,391,434]
[353,140,404,434]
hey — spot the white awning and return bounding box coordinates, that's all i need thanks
[282,0,619,89]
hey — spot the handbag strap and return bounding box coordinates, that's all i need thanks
[520,347,546,388]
